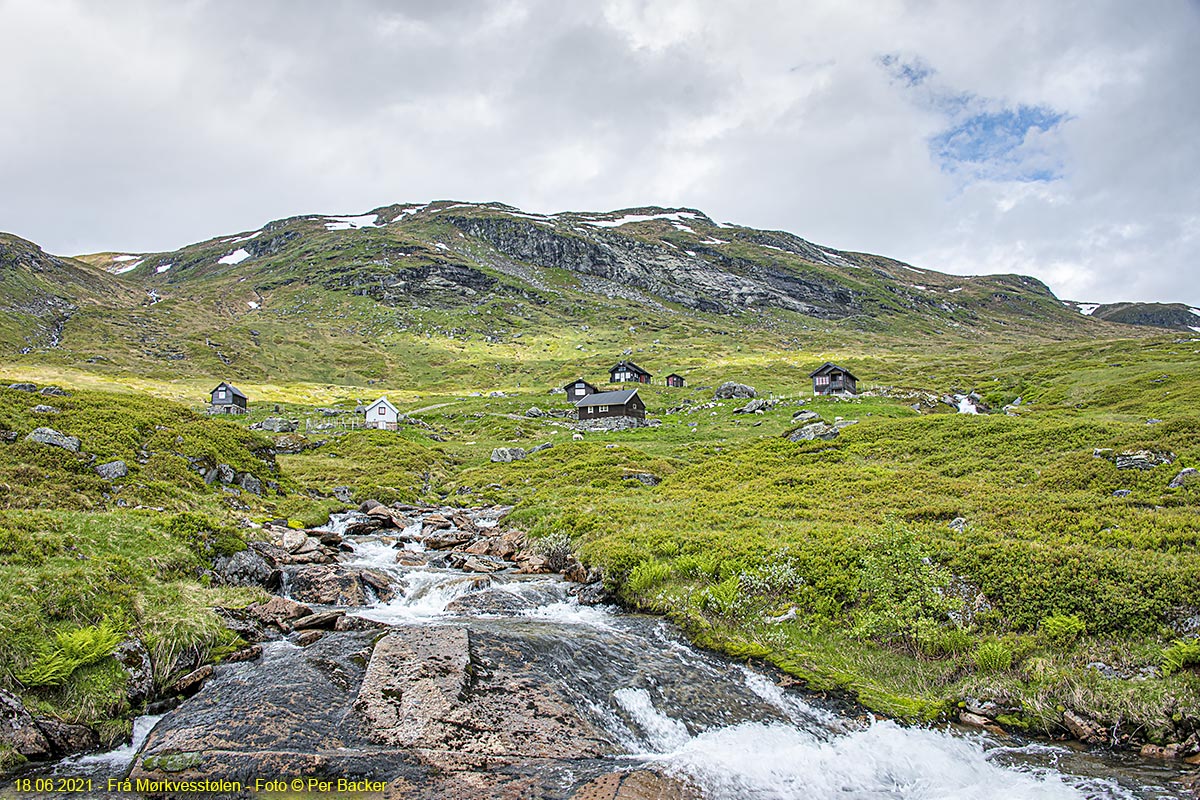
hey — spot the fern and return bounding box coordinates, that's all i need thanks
[16,620,123,688]
[1161,639,1200,677]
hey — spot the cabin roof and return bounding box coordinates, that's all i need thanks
[575,388,640,407]
[211,382,247,399]
[808,362,858,380]
[562,377,598,390]
[665,372,684,379]
[610,360,651,377]
[365,396,398,414]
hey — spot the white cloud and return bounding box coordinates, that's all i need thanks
[0,0,1195,305]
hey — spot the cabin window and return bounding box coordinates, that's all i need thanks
[598,405,609,412]
[217,389,227,399]
[574,387,585,396]
[377,407,385,416]
[815,376,829,385]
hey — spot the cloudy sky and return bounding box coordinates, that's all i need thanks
[1,0,1197,304]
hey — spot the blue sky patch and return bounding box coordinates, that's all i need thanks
[879,54,1068,183]
[930,105,1066,181]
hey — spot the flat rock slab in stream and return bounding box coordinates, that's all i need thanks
[131,628,620,795]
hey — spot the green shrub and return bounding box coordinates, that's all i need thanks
[1039,614,1086,648]
[532,530,573,572]
[972,640,1013,673]
[165,512,245,558]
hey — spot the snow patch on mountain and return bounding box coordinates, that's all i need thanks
[218,249,251,265]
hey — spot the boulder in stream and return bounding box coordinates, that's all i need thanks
[287,564,398,606]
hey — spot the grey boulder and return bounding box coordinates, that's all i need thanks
[24,427,80,452]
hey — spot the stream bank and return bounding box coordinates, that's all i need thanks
[8,505,1199,798]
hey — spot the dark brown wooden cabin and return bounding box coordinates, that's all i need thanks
[665,373,685,388]
[575,388,646,421]
[562,378,599,401]
[610,361,652,384]
[808,363,859,395]
[209,381,248,414]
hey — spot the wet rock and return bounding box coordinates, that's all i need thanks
[357,628,613,759]
[1168,467,1198,488]
[212,548,276,588]
[24,426,80,452]
[332,486,354,503]
[958,711,993,729]
[714,381,756,399]
[130,632,380,783]
[446,552,508,573]
[491,446,526,463]
[355,628,471,747]
[1062,709,1107,744]
[572,582,613,606]
[366,504,407,528]
[444,590,534,616]
[360,499,384,513]
[570,770,701,800]
[224,645,263,663]
[317,531,343,547]
[288,565,398,606]
[170,665,214,698]
[1114,450,1174,470]
[334,615,390,633]
[114,637,154,704]
[423,529,475,550]
[295,630,325,647]
[280,528,309,553]
[786,421,840,441]
[94,459,128,481]
[396,551,430,567]
[516,554,551,574]
[0,688,52,759]
[34,717,99,757]
[1141,743,1184,760]
[244,596,314,626]
[292,610,345,630]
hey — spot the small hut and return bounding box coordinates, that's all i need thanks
[809,363,859,395]
[610,361,652,384]
[562,378,599,401]
[209,382,248,414]
[575,388,646,422]
[364,396,399,430]
[665,373,686,388]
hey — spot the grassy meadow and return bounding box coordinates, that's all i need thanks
[0,299,1197,770]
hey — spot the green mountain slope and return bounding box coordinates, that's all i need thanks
[2,201,1149,390]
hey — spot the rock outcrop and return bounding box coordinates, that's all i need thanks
[24,427,80,452]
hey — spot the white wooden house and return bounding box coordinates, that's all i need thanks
[364,396,399,430]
